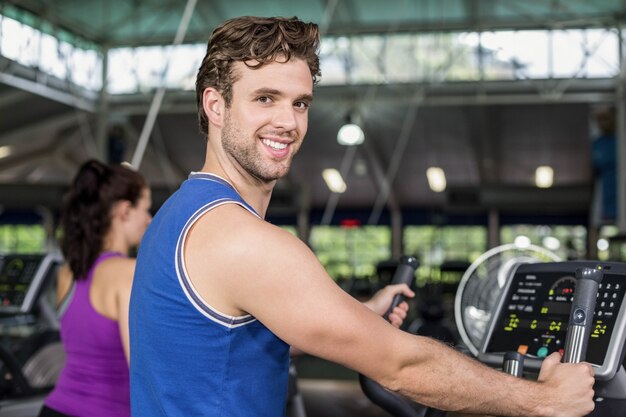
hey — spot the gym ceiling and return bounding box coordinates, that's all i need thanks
[0,0,623,222]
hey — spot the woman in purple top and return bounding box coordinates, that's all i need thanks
[39,159,152,417]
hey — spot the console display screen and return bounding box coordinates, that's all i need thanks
[484,266,626,367]
[0,254,45,311]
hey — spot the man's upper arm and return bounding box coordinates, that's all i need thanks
[184,203,408,380]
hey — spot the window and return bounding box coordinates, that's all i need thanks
[309,225,391,283]
[0,225,47,254]
[403,226,487,287]
[500,224,587,260]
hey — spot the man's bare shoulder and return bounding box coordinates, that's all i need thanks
[188,202,301,255]
[183,201,312,316]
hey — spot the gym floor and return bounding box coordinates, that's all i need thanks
[294,356,390,417]
[299,379,389,417]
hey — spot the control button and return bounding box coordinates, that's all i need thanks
[518,345,529,355]
[537,347,549,358]
[558,348,564,356]
[572,308,586,325]
[610,302,615,308]
[600,301,606,308]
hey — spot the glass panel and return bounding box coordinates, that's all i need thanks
[107,48,139,93]
[481,31,549,80]
[108,44,204,93]
[0,14,102,91]
[403,226,487,287]
[600,225,619,261]
[584,29,619,78]
[0,225,47,254]
[4,10,618,95]
[319,36,350,85]
[309,225,391,285]
[500,225,587,260]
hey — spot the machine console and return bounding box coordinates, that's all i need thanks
[0,254,60,314]
[480,261,626,380]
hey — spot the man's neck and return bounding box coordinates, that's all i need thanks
[200,163,274,218]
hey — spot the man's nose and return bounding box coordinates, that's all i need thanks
[272,104,297,131]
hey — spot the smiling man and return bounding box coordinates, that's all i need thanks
[129,16,595,417]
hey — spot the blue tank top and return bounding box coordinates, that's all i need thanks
[129,172,290,417]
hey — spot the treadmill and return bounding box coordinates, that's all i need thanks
[0,253,63,417]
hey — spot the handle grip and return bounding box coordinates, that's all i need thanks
[562,267,603,363]
[383,256,419,320]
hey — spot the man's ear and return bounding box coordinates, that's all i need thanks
[203,88,223,128]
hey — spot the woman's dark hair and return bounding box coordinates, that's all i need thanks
[60,159,147,280]
[195,16,321,136]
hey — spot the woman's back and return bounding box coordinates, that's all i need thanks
[45,252,131,417]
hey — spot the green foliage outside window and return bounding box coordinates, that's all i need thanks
[309,226,391,282]
[500,225,587,260]
[598,225,619,261]
[0,225,47,254]
[403,226,487,287]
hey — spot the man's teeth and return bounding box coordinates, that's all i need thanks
[262,139,287,150]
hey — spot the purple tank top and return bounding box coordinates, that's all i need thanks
[45,252,130,417]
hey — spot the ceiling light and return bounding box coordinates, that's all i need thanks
[514,235,531,249]
[426,167,446,192]
[535,166,553,188]
[337,123,364,146]
[0,146,12,159]
[542,236,561,251]
[322,168,347,193]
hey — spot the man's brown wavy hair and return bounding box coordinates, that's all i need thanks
[195,16,321,136]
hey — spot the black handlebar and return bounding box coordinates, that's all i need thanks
[383,256,419,320]
[359,256,425,417]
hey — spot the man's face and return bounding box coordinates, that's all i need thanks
[221,58,313,183]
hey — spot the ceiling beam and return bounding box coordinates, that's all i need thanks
[6,0,101,45]
[0,111,82,144]
[109,78,617,116]
[0,89,30,110]
[0,71,97,113]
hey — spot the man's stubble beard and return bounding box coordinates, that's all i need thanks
[221,111,298,183]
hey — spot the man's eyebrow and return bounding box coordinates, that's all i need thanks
[251,88,313,102]
[297,94,314,103]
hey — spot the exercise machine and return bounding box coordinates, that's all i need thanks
[480,261,626,416]
[361,255,626,417]
[0,252,63,417]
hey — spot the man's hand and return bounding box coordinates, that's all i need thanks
[362,284,415,328]
[536,352,595,417]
